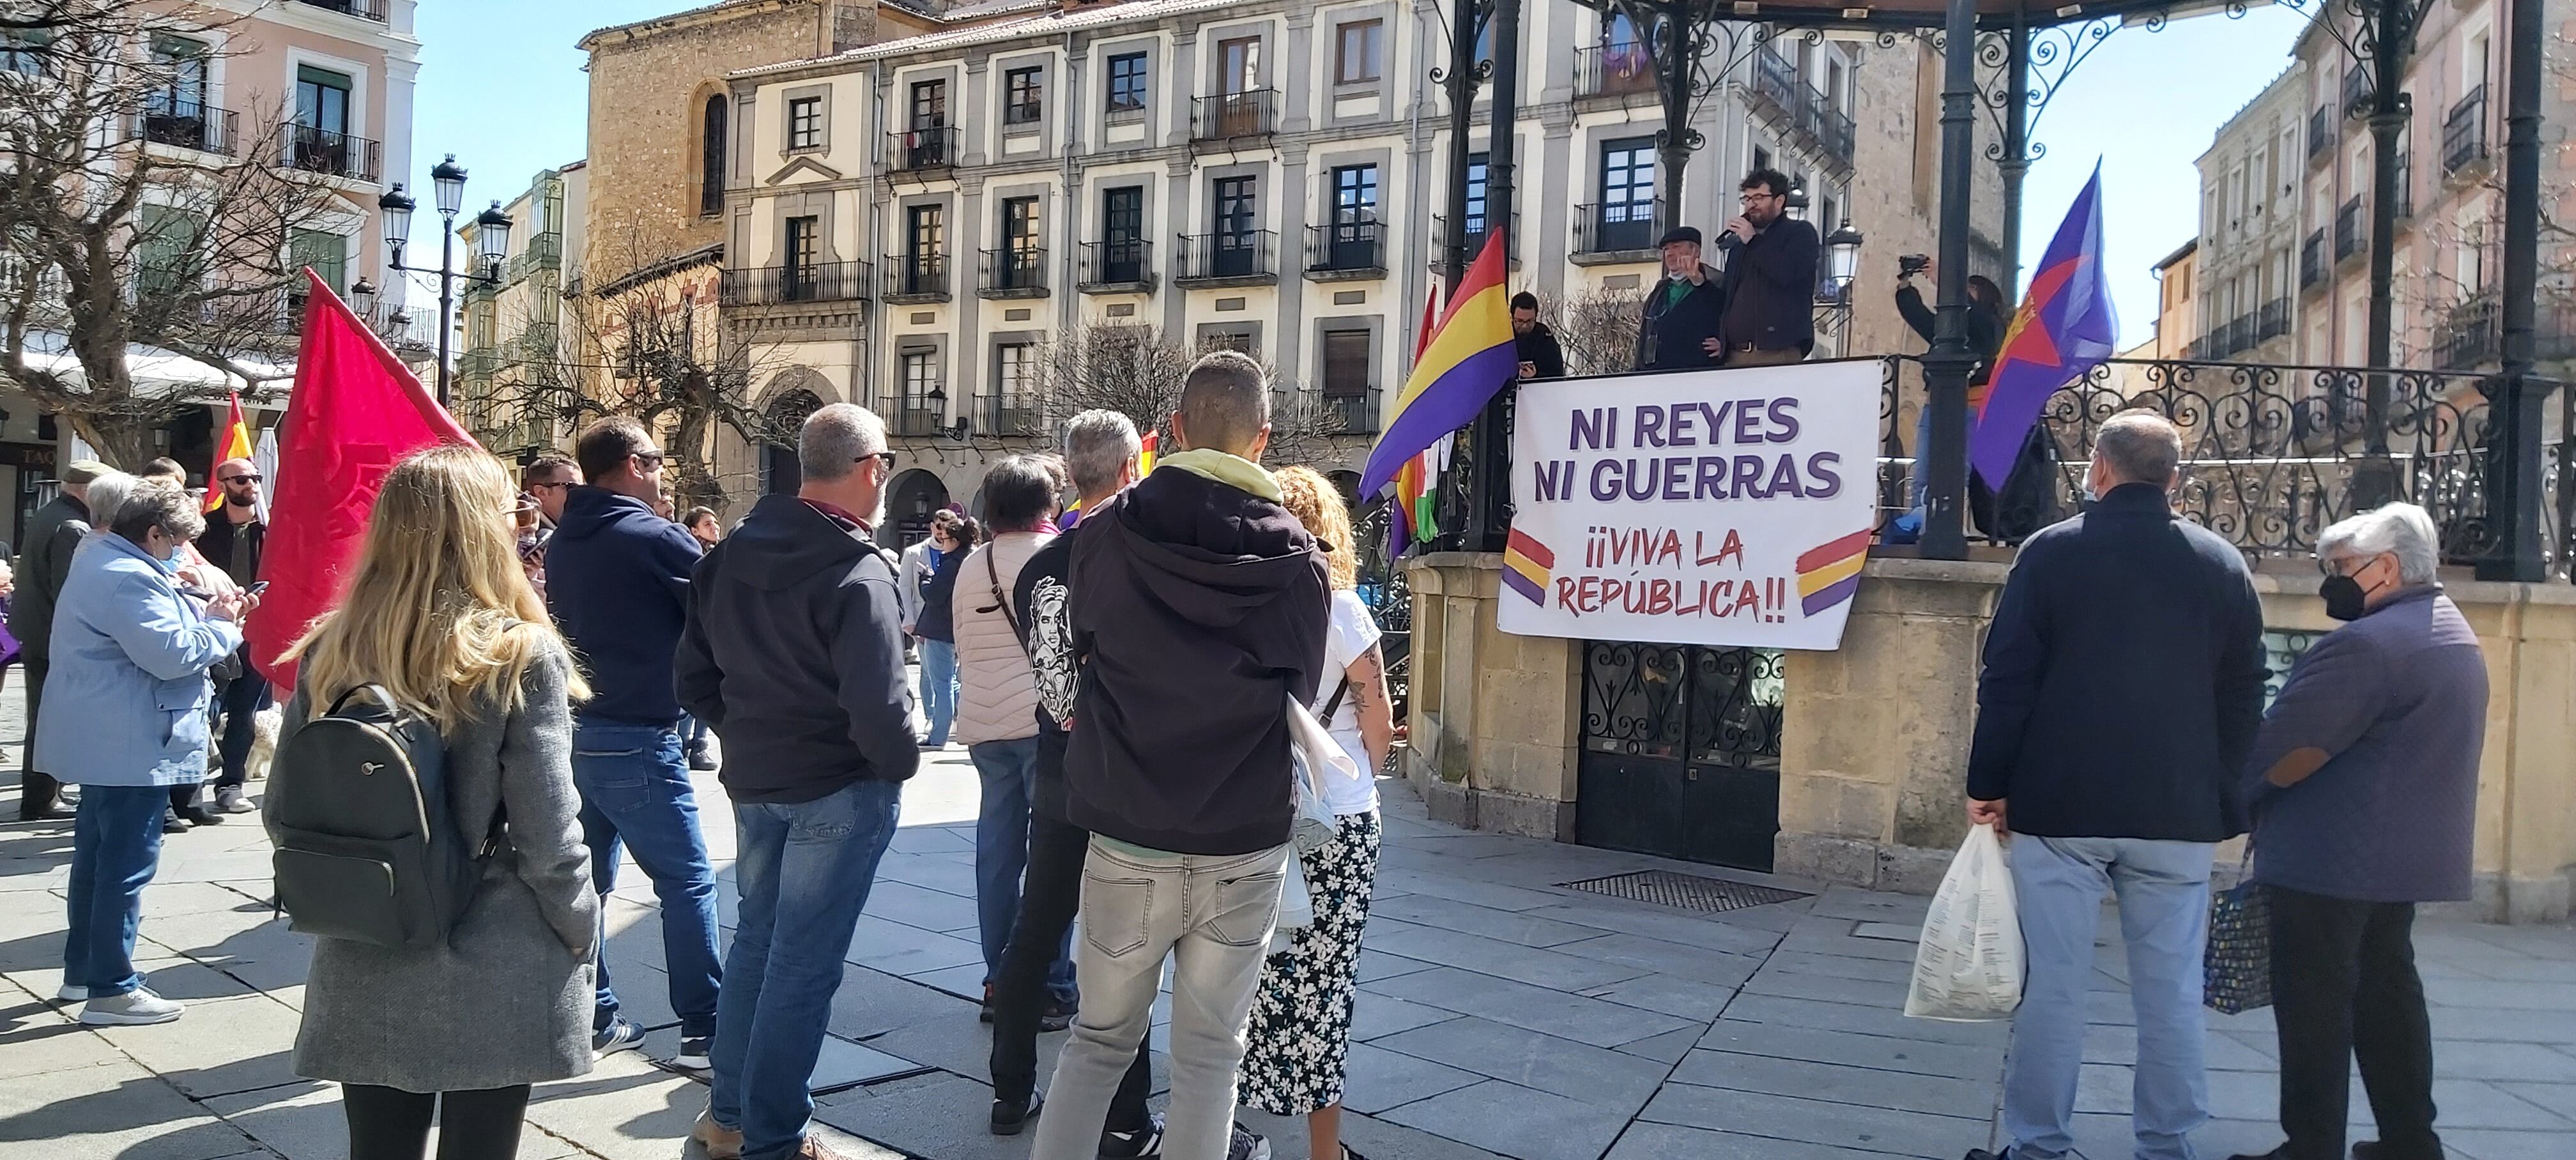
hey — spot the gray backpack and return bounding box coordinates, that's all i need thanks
[268,685,494,947]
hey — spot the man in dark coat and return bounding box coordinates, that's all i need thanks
[11,459,108,821]
[1961,411,2267,1160]
[1716,167,1821,365]
[1632,226,1726,371]
[1510,292,1566,379]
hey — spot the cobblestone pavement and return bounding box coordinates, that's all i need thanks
[3,680,2572,1160]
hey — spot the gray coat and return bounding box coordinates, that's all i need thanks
[10,492,89,663]
[277,643,599,1092]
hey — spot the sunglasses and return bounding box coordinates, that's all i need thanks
[859,452,898,471]
[220,473,262,485]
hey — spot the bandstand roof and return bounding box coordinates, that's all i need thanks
[1578,0,2266,33]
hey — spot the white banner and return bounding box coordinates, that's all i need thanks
[1498,360,1882,651]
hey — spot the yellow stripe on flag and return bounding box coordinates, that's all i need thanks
[1797,552,1867,599]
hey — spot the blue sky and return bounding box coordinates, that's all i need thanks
[407,1,2310,348]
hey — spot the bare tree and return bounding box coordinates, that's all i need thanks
[1555,288,1644,377]
[0,1,349,465]
[1025,323,1354,468]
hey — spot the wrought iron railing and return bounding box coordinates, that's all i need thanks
[2341,66,2372,118]
[1173,231,1276,282]
[893,405,944,438]
[983,395,1042,436]
[882,252,949,298]
[2443,86,2488,174]
[2258,297,2291,341]
[294,0,388,20]
[280,124,380,182]
[978,245,1048,295]
[2334,197,2365,261]
[134,102,237,155]
[1575,200,1662,254]
[1192,90,1277,140]
[1748,50,1856,169]
[1576,44,1657,99]
[2308,106,2332,161]
[1352,500,1412,722]
[1305,219,1384,273]
[1432,211,1521,264]
[1077,239,1152,288]
[2300,231,2326,290]
[721,258,873,306]
[887,126,958,171]
[1322,388,1380,434]
[2436,296,2500,370]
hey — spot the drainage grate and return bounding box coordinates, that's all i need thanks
[1557,869,1811,913]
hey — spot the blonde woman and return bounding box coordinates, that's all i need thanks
[273,445,598,1160]
[1239,466,1397,1160]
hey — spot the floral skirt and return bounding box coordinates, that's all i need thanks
[1238,809,1383,1116]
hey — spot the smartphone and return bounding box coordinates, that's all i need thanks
[247,580,271,596]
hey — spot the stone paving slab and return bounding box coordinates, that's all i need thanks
[1378,1078,1637,1160]
[1370,1015,1675,1115]
[1638,1081,1993,1158]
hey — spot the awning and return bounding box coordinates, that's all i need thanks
[13,330,291,402]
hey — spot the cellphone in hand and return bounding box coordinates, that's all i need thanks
[246,580,271,596]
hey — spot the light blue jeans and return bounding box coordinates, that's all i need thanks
[917,640,958,747]
[2004,836,2216,1160]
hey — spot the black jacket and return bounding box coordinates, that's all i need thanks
[1719,218,1821,355]
[1633,266,1727,372]
[676,494,920,802]
[1965,484,2267,841]
[197,510,266,588]
[1515,324,1567,379]
[1895,283,2003,389]
[544,486,702,725]
[9,494,88,663]
[1065,465,1330,855]
[1015,531,1078,822]
[913,547,963,643]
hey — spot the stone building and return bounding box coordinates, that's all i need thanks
[703,1,2001,535]
[456,163,588,459]
[2190,64,2308,365]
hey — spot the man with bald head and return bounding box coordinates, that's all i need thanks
[195,456,268,814]
[1033,351,1330,1160]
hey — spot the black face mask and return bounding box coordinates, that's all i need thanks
[2319,573,2369,622]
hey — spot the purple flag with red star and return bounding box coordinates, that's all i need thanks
[1974,163,2118,487]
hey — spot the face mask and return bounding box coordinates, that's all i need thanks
[151,545,184,576]
[2319,573,2368,622]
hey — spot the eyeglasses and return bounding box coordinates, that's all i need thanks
[859,452,898,471]
[1739,192,1782,204]
[528,480,571,491]
[632,450,666,469]
[2319,553,2376,577]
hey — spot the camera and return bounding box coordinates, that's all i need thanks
[1899,254,1931,277]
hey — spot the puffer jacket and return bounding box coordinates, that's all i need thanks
[949,531,1050,747]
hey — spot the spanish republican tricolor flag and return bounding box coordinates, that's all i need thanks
[1359,231,1518,500]
[206,392,254,513]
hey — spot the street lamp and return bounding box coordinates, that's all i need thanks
[1786,185,1811,224]
[380,155,512,405]
[1825,221,1865,293]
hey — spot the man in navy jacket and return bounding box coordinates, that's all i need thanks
[1962,411,2266,1160]
[545,416,721,1070]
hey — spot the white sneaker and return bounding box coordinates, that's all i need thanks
[54,983,84,1003]
[80,988,183,1025]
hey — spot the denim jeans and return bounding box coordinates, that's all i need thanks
[65,784,170,997]
[1032,839,1291,1160]
[917,640,958,747]
[970,737,1075,1004]
[709,777,903,1160]
[571,721,723,1039]
[2004,836,2215,1160]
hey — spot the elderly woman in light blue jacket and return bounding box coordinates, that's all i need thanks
[39,482,250,1026]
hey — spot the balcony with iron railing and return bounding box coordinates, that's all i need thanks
[721,258,873,306]
[1749,51,1858,169]
[1305,219,1386,279]
[2301,231,2327,291]
[983,395,1043,437]
[1192,90,1278,141]
[887,126,959,172]
[1322,388,1381,435]
[293,0,388,20]
[2436,295,2500,370]
[133,101,237,156]
[2443,85,2488,176]
[1173,231,1277,286]
[2334,197,2366,262]
[2341,66,2373,118]
[1574,200,1663,259]
[882,252,951,301]
[2258,297,2291,341]
[893,404,945,438]
[1077,239,1154,291]
[2308,106,2333,163]
[280,123,381,183]
[978,246,1048,298]
[1576,44,1657,100]
[508,231,563,280]
[2227,314,2257,355]
[1431,211,1521,266]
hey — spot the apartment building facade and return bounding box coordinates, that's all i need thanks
[457,164,588,459]
[2191,65,2306,365]
[707,0,1894,524]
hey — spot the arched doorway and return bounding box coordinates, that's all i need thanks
[761,385,823,496]
[887,468,950,547]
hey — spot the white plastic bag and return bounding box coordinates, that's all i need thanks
[1284,694,1355,855]
[1903,825,2025,1021]
[1267,855,1315,957]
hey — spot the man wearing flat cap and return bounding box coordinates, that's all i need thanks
[13,459,111,820]
[1633,225,1729,372]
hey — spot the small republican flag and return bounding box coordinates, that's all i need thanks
[1501,528,1552,606]
[1795,529,1872,617]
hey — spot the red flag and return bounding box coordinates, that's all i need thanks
[247,269,477,690]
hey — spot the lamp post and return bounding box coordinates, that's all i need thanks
[379,154,512,406]
[1812,220,1865,344]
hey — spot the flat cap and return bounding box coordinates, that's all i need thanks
[1659,225,1703,248]
[61,459,111,485]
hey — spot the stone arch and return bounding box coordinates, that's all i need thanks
[887,469,951,547]
[687,81,730,220]
[760,370,827,496]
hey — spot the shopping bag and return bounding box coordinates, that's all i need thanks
[1284,694,1353,855]
[2204,853,2272,1014]
[1267,854,1315,957]
[1904,825,2025,1021]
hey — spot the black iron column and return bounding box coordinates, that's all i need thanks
[1460,0,1524,554]
[1920,0,1981,560]
[1996,13,2032,308]
[1652,0,1697,234]
[1438,0,1481,291]
[2358,0,2411,507]
[2477,0,2547,581]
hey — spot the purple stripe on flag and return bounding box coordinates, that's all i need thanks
[1800,574,1860,617]
[1360,340,1523,496]
[1501,565,1547,605]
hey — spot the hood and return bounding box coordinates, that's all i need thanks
[725,493,879,591]
[553,485,663,542]
[1107,466,1318,632]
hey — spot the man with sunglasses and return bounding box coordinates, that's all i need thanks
[545,417,724,1073]
[192,457,270,815]
[1715,168,1820,367]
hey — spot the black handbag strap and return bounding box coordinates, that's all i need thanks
[1319,676,1351,721]
[977,547,1027,648]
